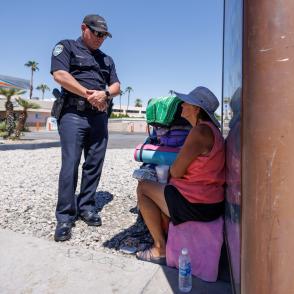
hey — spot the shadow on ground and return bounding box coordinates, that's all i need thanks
[103,207,153,252]
[156,266,232,294]
[102,206,232,294]
[94,191,114,212]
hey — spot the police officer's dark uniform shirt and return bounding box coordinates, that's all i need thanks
[51,37,119,92]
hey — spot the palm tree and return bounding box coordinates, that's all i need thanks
[134,98,142,107]
[25,60,39,99]
[0,88,26,137]
[125,86,133,114]
[168,90,174,96]
[119,90,124,117]
[14,98,40,138]
[36,83,50,100]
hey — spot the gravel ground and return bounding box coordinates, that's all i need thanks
[0,148,152,256]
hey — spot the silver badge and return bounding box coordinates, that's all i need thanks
[53,44,64,56]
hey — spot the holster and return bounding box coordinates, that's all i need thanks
[107,99,114,118]
[51,89,64,120]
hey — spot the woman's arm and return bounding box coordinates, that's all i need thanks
[170,124,214,178]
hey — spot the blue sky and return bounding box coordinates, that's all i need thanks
[0,0,223,106]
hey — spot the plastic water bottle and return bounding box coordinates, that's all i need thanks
[178,248,192,292]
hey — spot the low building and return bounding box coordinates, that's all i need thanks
[0,98,147,129]
[112,104,146,118]
[0,99,53,128]
[0,74,147,130]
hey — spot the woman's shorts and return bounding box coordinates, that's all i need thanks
[164,185,224,225]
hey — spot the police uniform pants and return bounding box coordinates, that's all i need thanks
[56,107,108,223]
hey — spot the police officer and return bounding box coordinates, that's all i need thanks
[51,14,120,241]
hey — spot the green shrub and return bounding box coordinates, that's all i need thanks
[110,113,129,118]
[0,122,8,138]
[0,131,8,138]
[0,121,6,132]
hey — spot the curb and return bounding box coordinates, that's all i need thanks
[0,141,60,151]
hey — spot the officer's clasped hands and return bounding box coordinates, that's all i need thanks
[86,89,108,111]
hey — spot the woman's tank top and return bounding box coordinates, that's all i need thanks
[169,121,225,204]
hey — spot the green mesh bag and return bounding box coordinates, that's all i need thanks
[146,96,182,127]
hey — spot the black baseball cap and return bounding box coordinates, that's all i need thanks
[83,14,112,38]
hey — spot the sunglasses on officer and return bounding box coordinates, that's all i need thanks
[87,25,108,38]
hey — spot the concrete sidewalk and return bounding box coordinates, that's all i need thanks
[0,230,231,294]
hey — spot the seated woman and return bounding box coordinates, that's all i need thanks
[136,86,225,265]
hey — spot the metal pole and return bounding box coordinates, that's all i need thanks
[242,0,294,293]
[221,0,225,133]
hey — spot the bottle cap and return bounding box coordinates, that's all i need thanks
[182,248,188,255]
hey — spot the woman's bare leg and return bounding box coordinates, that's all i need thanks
[137,181,170,257]
[161,212,170,236]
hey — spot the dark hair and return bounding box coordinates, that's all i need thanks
[198,108,213,123]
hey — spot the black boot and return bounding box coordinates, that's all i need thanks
[80,211,102,226]
[54,222,75,242]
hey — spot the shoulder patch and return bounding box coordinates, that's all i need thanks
[103,56,111,66]
[53,44,64,56]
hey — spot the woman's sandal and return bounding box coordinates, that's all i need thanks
[136,248,166,265]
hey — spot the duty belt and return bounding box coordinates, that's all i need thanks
[65,95,101,112]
